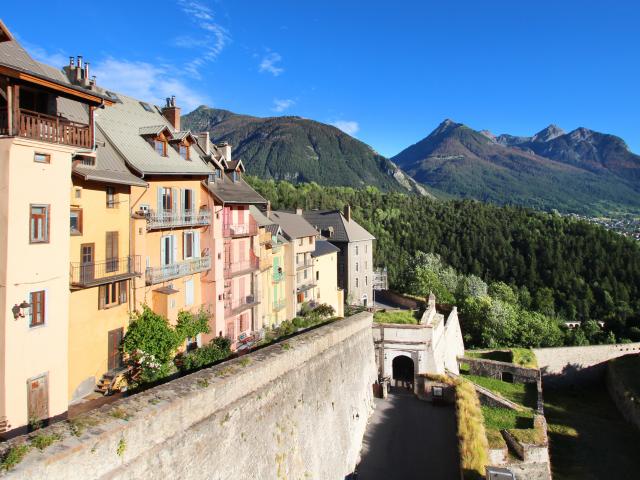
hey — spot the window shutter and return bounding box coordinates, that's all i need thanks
[180,189,186,215]
[194,231,201,258]
[160,237,166,266]
[98,286,106,310]
[190,189,195,212]
[183,231,188,258]
[172,235,178,264]
[172,188,179,214]
[157,188,163,215]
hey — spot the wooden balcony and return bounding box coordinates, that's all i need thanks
[0,106,91,148]
[145,256,211,285]
[70,256,141,288]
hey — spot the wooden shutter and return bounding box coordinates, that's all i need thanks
[157,187,163,215]
[172,188,179,214]
[98,285,106,309]
[160,236,167,266]
[171,235,177,264]
[194,231,201,258]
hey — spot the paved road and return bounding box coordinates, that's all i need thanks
[356,388,460,480]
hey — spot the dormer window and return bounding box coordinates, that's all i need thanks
[154,139,167,157]
[232,171,238,182]
[179,144,190,160]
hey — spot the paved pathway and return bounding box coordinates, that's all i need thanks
[356,388,460,480]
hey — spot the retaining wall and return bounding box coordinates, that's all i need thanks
[1,312,377,479]
[533,343,640,387]
[606,356,640,432]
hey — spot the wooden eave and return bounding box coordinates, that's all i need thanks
[0,65,113,106]
[0,21,14,43]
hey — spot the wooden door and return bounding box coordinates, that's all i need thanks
[27,373,48,426]
[108,328,124,371]
[80,243,94,283]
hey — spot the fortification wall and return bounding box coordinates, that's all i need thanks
[533,343,640,387]
[606,357,640,432]
[1,312,377,480]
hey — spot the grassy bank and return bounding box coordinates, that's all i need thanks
[464,348,537,368]
[373,310,420,324]
[545,383,640,479]
[455,380,488,480]
[463,374,538,409]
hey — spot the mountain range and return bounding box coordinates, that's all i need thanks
[182,106,640,215]
[181,106,429,196]
[392,120,640,214]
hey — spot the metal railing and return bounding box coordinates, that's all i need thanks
[146,208,211,230]
[145,256,211,285]
[296,281,317,293]
[224,295,259,316]
[273,299,286,312]
[5,108,92,148]
[296,258,314,270]
[223,255,259,278]
[70,256,141,287]
[223,222,257,238]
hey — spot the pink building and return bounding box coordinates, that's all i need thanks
[200,146,266,348]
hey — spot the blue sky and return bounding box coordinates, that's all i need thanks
[3,1,639,156]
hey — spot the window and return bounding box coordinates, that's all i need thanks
[106,187,116,208]
[139,101,153,112]
[99,281,127,309]
[316,271,320,281]
[309,236,314,245]
[365,276,368,286]
[161,188,172,212]
[179,144,190,160]
[154,140,167,157]
[70,209,82,235]
[29,291,45,327]
[105,232,119,272]
[34,153,50,164]
[304,269,308,280]
[30,205,49,243]
[365,244,368,253]
[239,314,248,332]
[184,231,194,259]
[161,235,175,266]
[184,279,194,306]
[74,188,82,199]
[78,157,95,167]
[298,238,303,246]
[356,278,359,288]
[356,262,359,272]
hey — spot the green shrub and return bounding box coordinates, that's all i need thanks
[175,309,210,343]
[277,320,296,336]
[30,432,61,451]
[373,310,419,324]
[0,444,30,471]
[313,304,335,318]
[178,339,232,372]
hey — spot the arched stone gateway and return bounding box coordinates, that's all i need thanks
[392,355,415,389]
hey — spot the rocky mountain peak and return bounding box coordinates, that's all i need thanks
[532,124,565,143]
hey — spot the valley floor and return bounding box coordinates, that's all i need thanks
[356,387,460,480]
[544,382,640,479]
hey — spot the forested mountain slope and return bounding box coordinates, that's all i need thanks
[248,177,640,343]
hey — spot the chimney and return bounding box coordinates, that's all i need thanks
[217,142,232,162]
[196,132,211,155]
[343,204,351,222]
[267,200,272,218]
[161,95,181,131]
[296,208,303,216]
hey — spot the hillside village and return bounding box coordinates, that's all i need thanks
[1,16,640,480]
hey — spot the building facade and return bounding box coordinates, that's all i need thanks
[303,206,375,307]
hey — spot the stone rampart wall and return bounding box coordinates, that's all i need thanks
[533,343,640,387]
[1,313,377,480]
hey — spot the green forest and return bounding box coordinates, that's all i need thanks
[247,177,640,345]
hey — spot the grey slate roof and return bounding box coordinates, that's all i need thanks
[303,210,375,242]
[96,94,214,176]
[205,174,266,205]
[249,205,274,227]
[0,39,110,102]
[73,128,147,186]
[269,211,318,240]
[312,240,340,258]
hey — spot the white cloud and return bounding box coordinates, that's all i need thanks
[332,120,360,136]
[176,0,230,76]
[259,52,284,76]
[23,41,68,70]
[272,98,295,113]
[92,57,209,111]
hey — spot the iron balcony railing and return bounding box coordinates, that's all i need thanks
[145,256,211,285]
[296,258,314,270]
[70,256,141,287]
[273,299,286,312]
[145,208,211,230]
[0,107,92,148]
[297,281,317,294]
[223,222,257,238]
[223,255,259,279]
[224,295,260,316]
